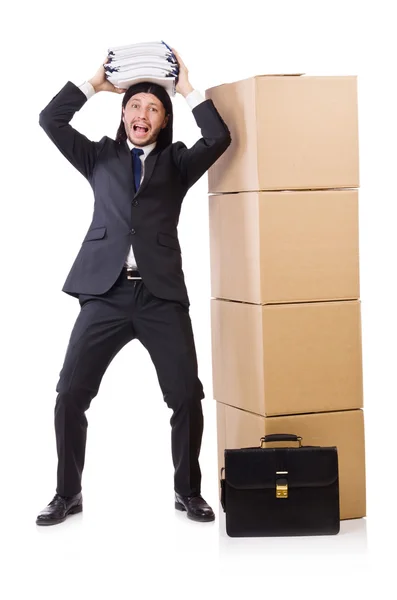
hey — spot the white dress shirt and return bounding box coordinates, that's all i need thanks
[78,80,205,269]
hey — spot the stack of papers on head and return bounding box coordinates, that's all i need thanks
[105,40,179,96]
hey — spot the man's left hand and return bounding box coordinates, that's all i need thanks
[172,48,194,97]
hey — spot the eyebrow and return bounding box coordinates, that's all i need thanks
[130,99,160,107]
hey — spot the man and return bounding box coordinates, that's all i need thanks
[36,49,231,526]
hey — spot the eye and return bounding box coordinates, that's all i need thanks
[150,107,158,112]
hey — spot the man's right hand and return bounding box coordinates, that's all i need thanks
[88,56,125,94]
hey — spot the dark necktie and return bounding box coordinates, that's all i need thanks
[131,148,144,192]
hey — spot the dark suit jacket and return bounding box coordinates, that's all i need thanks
[39,81,231,306]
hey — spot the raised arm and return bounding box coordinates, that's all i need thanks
[38,58,124,181]
[170,48,231,189]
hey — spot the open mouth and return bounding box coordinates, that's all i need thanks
[132,124,149,137]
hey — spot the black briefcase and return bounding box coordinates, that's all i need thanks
[220,434,340,537]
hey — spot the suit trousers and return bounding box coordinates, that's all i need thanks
[54,267,205,497]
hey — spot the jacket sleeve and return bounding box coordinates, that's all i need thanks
[171,99,231,189]
[39,81,106,181]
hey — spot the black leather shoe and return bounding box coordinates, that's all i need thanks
[36,492,83,526]
[175,492,215,522]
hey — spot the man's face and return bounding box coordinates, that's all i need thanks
[123,92,168,146]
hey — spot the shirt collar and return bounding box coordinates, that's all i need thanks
[126,138,157,159]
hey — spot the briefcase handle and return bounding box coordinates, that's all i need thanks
[260,434,302,448]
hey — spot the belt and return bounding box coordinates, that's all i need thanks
[123,267,142,280]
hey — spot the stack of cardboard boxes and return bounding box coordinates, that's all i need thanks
[205,74,366,520]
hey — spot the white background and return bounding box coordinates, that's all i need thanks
[2,0,397,597]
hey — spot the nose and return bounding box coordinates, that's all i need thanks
[137,106,149,120]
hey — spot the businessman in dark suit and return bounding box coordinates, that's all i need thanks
[36,49,231,526]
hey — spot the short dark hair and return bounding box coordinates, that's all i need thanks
[115,81,173,149]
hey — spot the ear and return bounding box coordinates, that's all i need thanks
[161,115,169,129]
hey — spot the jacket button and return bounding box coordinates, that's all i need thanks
[130,228,136,235]
[132,200,138,206]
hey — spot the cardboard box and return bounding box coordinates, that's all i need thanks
[205,74,359,193]
[216,402,366,520]
[209,189,360,304]
[211,299,363,416]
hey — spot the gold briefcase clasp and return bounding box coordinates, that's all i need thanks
[276,471,288,499]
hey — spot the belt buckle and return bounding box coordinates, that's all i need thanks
[126,268,141,280]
